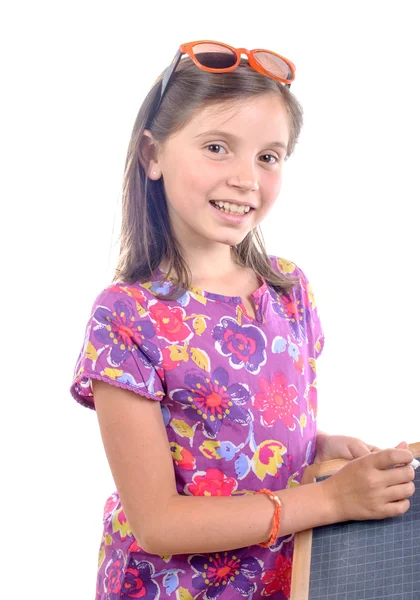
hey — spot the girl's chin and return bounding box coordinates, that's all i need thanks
[203,232,250,248]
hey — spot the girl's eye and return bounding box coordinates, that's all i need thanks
[260,153,278,164]
[206,144,226,154]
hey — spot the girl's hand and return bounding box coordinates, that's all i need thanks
[322,447,416,522]
[314,433,380,463]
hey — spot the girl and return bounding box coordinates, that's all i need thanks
[70,41,415,600]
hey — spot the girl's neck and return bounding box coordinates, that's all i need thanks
[161,247,241,282]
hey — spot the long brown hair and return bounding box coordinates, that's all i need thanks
[114,57,303,298]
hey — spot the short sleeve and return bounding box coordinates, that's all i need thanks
[70,285,165,410]
[270,256,325,359]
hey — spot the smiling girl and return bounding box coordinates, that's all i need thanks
[70,41,415,600]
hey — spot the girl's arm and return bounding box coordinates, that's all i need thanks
[93,381,415,556]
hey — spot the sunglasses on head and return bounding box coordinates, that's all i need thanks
[149,40,296,124]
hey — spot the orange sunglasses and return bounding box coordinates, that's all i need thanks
[149,40,296,122]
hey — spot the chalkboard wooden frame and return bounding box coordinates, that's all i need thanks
[290,441,420,600]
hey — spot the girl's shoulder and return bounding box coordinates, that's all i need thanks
[267,254,306,280]
[267,255,324,352]
[267,255,314,297]
[71,279,170,410]
[89,278,175,312]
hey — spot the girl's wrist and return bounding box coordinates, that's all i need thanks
[273,482,339,536]
[256,489,282,547]
[319,474,345,524]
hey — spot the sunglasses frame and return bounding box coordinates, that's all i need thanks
[149,40,295,125]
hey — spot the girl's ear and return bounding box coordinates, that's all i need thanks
[139,130,162,180]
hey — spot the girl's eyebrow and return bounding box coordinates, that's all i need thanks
[194,129,287,151]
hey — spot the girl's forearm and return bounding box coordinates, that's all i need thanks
[139,482,336,556]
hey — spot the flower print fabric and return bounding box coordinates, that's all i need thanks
[70,256,324,600]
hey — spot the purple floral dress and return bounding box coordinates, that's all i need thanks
[70,256,324,600]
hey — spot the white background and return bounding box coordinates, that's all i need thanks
[2,1,419,597]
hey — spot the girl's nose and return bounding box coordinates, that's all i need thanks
[227,170,259,192]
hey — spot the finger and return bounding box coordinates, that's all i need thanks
[382,498,411,519]
[348,440,372,459]
[383,464,416,487]
[367,444,382,453]
[395,441,409,449]
[385,481,416,503]
[371,448,414,470]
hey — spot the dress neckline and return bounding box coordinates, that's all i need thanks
[154,267,269,304]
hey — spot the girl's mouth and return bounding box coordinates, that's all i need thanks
[209,201,254,222]
[209,200,253,215]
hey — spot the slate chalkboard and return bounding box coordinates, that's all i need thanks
[291,442,420,600]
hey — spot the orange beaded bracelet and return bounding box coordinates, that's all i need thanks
[257,488,282,547]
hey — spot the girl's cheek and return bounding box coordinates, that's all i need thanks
[191,169,219,191]
[262,170,283,195]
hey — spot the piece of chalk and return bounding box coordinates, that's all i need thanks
[410,458,420,470]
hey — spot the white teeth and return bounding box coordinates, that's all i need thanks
[213,201,251,214]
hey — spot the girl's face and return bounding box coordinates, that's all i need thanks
[149,93,290,250]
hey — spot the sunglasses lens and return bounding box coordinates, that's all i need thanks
[192,43,237,69]
[253,51,293,81]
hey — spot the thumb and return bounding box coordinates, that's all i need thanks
[395,441,409,449]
